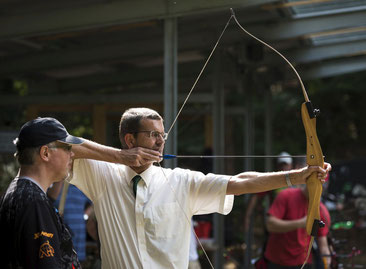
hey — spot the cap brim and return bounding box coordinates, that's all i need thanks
[58,135,84,145]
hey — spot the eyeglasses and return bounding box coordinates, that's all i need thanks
[135,131,168,141]
[49,144,72,152]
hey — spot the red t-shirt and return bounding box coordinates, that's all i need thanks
[264,188,330,266]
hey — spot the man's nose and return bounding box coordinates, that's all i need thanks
[156,135,165,144]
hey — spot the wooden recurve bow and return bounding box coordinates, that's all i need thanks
[231,8,325,267]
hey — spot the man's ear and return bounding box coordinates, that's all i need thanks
[125,133,136,149]
[39,145,51,161]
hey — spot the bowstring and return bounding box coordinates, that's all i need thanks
[166,14,234,137]
[158,163,215,269]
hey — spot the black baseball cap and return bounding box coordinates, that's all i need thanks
[14,117,84,149]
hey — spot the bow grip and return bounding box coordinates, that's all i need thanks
[301,101,324,236]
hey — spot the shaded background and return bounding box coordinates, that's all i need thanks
[1,0,366,267]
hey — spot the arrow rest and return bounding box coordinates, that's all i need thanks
[305,101,320,119]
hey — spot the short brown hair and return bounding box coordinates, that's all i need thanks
[119,108,163,149]
[14,146,41,165]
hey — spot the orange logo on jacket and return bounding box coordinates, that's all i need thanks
[39,240,55,258]
[34,231,54,239]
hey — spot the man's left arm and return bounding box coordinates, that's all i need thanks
[318,236,331,268]
[226,163,331,195]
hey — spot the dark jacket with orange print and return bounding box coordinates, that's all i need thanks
[0,178,80,269]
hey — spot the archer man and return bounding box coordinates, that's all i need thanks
[68,107,330,268]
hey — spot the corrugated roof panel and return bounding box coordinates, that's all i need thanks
[287,0,366,18]
[310,29,366,45]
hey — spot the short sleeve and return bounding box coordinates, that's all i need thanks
[188,171,234,215]
[318,203,331,237]
[268,190,288,219]
[69,159,107,201]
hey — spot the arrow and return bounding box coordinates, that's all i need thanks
[161,154,308,159]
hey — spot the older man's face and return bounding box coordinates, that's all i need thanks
[47,142,74,182]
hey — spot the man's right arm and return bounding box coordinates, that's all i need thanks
[266,215,307,233]
[72,139,160,166]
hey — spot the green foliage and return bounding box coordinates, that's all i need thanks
[261,70,366,163]
[13,80,28,96]
[305,71,366,161]
[38,112,93,140]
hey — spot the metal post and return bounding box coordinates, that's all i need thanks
[163,17,178,168]
[243,70,255,269]
[213,51,225,269]
[264,88,273,172]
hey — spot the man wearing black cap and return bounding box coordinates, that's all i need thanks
[0,117,83,269]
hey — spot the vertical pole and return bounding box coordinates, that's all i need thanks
[93,104,106,144]
[26,105,38,120]
[213,51,225,269]
[244,70,255,269]
[244,77,254,172]
[264,88,273,172]
[164,18,178,169]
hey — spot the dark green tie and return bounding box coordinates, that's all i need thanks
[132,175,142,197]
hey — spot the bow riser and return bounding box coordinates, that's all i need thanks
[301,101,324,236]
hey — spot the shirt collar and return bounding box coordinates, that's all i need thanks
[126,165,157,188]
[17,176,46,194]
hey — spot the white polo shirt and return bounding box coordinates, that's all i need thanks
[70,159,234,269]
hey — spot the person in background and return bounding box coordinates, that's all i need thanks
[263,157,331,269]
[247,152,294,268]
[0,117,82,269]
[48,181,91,265]
[244,152,293,232]
[277,151,293,172]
